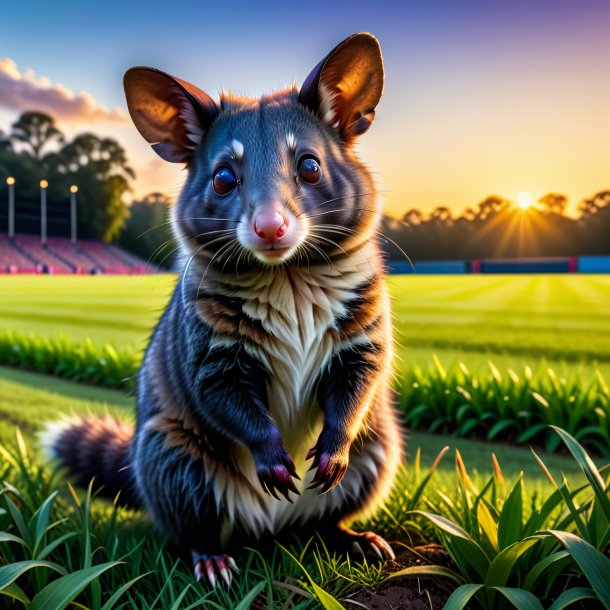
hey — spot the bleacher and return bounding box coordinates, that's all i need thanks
[0,233,39,273]
[0,233,154,274]
[13,234,72,274]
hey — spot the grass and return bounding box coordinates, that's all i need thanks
[2,274,610,375]
[1,273,609,606]
[0,366,585,489]
[2,369,608,609]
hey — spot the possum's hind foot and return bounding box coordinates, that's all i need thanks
[330,525,396,562]
[192,551,239,588]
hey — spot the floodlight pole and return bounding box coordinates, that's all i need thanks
[70,185,78,244]
[40,180,48,245]
[6,177,15,238]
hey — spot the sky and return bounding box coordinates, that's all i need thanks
[1,0,609,217]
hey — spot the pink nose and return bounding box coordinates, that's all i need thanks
[253,210,288,245]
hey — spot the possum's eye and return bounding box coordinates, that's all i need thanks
[213,165,238,196]
[297,156,322,184]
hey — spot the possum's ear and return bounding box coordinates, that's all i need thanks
[123,67,218,163]
[299,33,384,140]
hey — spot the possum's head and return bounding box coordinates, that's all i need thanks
[124,33,384,268]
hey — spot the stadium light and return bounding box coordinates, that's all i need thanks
[7,177,15,238]
[70,185,78,244]
[40,180,48,245]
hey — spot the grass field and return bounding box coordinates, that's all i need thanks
[2,273,610,376]
[0,366,584,486]
[1,274,609,608]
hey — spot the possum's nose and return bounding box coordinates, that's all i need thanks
[253,210,288,245]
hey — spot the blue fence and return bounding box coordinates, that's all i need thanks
[578,256,610,273]
[388,256,609,275]
[387,260,471,274]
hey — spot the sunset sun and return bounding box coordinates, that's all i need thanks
[517,191,533,210]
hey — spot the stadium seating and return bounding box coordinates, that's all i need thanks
[0,233,153,274]
[76,240,154,274]
[0,233,39,273]
[45,237,96,274]
[12,234,72,273]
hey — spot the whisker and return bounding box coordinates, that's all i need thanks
[136,216,242,240]
[308,232,350,258]
[297,190,389,219]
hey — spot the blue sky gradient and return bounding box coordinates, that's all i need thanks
[2,0,609,214]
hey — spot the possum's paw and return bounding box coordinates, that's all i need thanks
[349,530,396,561]
[306,446,348,494]
[255,446,300,501]
[192,551,239,587]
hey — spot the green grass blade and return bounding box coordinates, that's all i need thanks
[550,426,610,522]
[547,587,598,610]
[30,491,58,549]
[383,564,465,586]
[0,532,28,547]
[497,477,523,550]
[100,571,152,610]
[0,560,67,590]
[167,586,193,610]
[0,582,29,606]
[277,544,345,610]
[37,532,78,561]
[544,530,610,607]
[485,538,541,588]
[29,561,122,610]
[491,586,544,610]
[443,583,484,610]
[233,581,267,610]
[411,510,472,541]
[522,551,570,592]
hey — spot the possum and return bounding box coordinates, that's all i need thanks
[41,32,403,587]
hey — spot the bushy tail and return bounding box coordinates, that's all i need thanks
[40,415,140,508]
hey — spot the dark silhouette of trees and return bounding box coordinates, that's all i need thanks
[10,112,64,160]
[118,192,174,268]
[46,133,134,241]
[1,112,134,242]
[383,192,610,262]
[539,193,568,215]
[1,112,609,260]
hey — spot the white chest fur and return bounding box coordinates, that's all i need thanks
[207,247,383,538]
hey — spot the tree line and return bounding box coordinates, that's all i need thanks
[381,193,610,262]
[0,111,133,242]
[2,111,608,264]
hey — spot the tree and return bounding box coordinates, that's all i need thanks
[0,129,12,152]
[47,133,135,241]
[539,193,568,215]
[578,191,610,217]
[119,192,174,267]
[475,195,509,220]
[10,112,64,160]
[430,206,452,224]
[402,208,424,226]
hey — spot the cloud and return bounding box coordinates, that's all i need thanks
[0,58,128,124]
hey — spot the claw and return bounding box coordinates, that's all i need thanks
[192,553,239,587]
[219,566,232,587]
[258,461,301,500]
[377,538,396,560]
[349,532,395,562]
[370,542,384,561]
[205,558,216,588]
